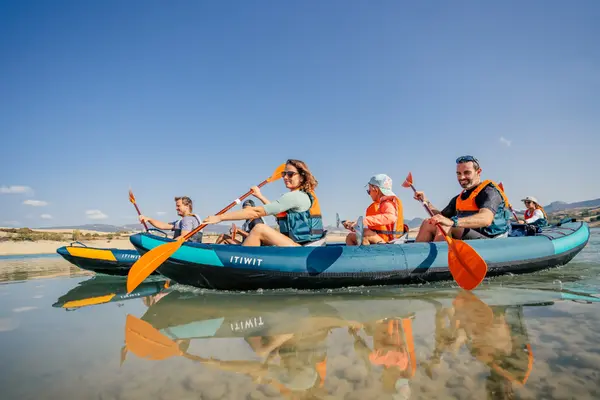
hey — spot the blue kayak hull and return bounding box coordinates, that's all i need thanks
[129,221,590,291]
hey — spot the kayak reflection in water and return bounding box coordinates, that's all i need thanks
[423,290,534,398]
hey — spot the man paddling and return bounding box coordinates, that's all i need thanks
[413,156,512,242]
[139,196,203,242]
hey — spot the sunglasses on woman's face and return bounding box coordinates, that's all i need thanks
[281,171,298,178]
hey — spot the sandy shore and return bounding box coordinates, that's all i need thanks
[0,238,135,256]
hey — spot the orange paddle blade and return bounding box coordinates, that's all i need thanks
[402,172,413,188]
[126,237,184,293]
[62,294,116,309]
[124,314,181,360]
[446,236,487,290]
[128,189,136,204]
[267,163,286,182]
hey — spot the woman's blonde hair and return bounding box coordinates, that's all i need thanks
[286,159,318,193]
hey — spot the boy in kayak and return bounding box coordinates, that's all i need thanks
[139,196,203,243]
[202,159,325,247]
[413,156,512,242]
[215,199,266,244]
[344,174,407,245]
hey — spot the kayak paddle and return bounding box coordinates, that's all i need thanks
[355,216,364,245]
[126,163,287,293]
[129,189,149,231]
[402,172,488,290]
[498,182,520,222]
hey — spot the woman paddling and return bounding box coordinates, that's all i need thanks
[202,159,325,247]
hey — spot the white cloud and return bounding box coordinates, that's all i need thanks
[0,185,32,194]
[156,211,166,216]
[499,136,512,147]
[2,221,21,226]
[86,210,108,220]
[23,200,48,207]
[40,214,53,219]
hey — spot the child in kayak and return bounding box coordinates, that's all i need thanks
[344,174,407,245]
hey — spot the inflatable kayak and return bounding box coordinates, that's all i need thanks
[129,219,590,291]
[56,242,146,276]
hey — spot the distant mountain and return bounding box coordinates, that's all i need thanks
[405,217,424,228]
[544,199,600,214]
[37,222,234,234]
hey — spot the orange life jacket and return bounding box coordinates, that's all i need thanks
[455,180,510,213]
[365,196,407,242]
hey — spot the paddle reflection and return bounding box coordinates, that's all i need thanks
[119,288,562,399]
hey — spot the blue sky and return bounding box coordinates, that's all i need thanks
[1,1,599,228]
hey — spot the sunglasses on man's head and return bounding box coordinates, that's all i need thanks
[456,155,479,164]
[281,171,298,178]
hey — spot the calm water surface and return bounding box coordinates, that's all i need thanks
[1,230,599,400]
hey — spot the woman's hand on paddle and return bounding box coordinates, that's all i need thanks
[414,190,427,203]
[139,215,150,223]
[203,215,222,225]
[250,186,262,198]
[429,214,453,227]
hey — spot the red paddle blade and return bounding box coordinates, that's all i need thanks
[446,237,487,290]
[126,238,184,293]
[124,314,181,360]
[128,189,136,204]
[402,172,413,188]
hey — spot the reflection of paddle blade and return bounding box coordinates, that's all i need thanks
[62,294,116,309]
[447,237,487,290]
[127,238,184,293]
[124,314,182,360]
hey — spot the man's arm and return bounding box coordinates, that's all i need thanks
[140,216,174,231]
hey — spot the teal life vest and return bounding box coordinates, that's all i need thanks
[276,191,324,244]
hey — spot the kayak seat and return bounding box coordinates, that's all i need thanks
[302,230,328,247]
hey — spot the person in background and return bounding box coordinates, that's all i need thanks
[519,196,548,227]
[139,196,203,243]
[215,199,266,244]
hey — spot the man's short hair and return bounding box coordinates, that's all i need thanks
[174,196,193,212]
